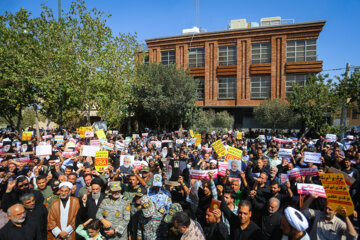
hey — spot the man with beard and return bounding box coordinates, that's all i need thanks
[0,203,42,240]
[301,195,357,240]
[47,182,80,240]
[78,178,105,221]
[220,199,264,240]
[260,198,282,240]
[172,211,205,240]
[20,192,48,240]
[1,175,44,212]
[96,181,131,240]
[203,208,228,240]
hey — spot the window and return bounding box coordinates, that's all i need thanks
[250,76,271,99]
[161,51,176,66]
[286,74,307,95]
[353,109,359,120]
[144,55,149,64]
[287,39,317,62]
[196,78,205,100]
[218,77,236,99]
[218,46,236,66]
[251,43,271,64]
[189,48,205,68]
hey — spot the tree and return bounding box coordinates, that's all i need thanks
[288,74,339,136]
[191,109,234,133]
[254,99,298,130]
[131,63,198,130]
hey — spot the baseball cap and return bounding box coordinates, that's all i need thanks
[109,181,121,191]
[164,203,183,223]
[140,195,156,218]
[135,186,147,197]
[141,166,149,173]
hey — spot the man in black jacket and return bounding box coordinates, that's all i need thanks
[220,198,264,240]
[260,197,283,240]
[203,208,229,240]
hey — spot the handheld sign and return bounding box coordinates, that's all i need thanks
[304,152,321,164]
[22,132,32,141]
[94,151,109,173]
[211,140,227,157]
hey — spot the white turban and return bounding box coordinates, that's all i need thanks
[59,181,73,190]
[284,207,308,232]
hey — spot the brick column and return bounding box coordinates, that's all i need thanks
[176,45,188,69]
[237,38,251,103]
[205,41,218,104]
[271,36,286,99]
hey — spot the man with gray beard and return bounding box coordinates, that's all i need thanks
[77,178,105,221]
[47,182,80,240]
[260,198,283,240]
[20,192,48,240]
[0,203,42,240]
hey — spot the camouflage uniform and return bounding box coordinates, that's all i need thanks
[96,182,131,240]
[122,184,141,203]
[148,187,172,212]
[137,195,167,240]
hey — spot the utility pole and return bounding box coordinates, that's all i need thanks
[339,62,351,139]
[58,0,63,132]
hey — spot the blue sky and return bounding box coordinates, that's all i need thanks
[1,0,359,78]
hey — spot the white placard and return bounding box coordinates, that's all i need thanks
[36,145,52,156]
[304,152,321,164]
[278,148,293,159]
[326,134,337,142]
[82,145,100,157]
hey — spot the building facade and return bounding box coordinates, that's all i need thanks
[145,20,326,128]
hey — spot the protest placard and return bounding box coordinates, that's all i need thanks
[132,134,139,139]
[149,141,161,148]
[96,129,106,140]
[94,151,109,172]
[22,132,32,141]
[65,139,76,149]
[287,168,319,178]
[195,134,201,147]
[13,157,31,163]
[142,133,149,137]
[189,129,195,138]
[42,135,52,139]
[280,173,288,184]
[258,135,265,141]
[224,146,242,162]
[320,173,354,216]
[176,139,184,145]
[54,135,64,142]
[211,140,227,157]
[115,141,125,151]
[82,145,100,157]
[85,131,94,138]
[90,140,101,147]
[63,152,76,158]
[278,148,293,159]
[326,134,337,142]
[297,183,327,198]
[133,160,143,170]
[218,162,228,176]
[236,132,243,140]
[304,152,321,164]
[327,167,356,186]
[102,141,114,151]
[36,145,52,156]
[189,169,218,180]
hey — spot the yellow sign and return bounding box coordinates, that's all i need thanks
[79,127,94,138]
[189,130,194,138]
[224,146,243,162]
[211,140,227,157]
[320,173,354,216]
[236,132,243,140]
[195,134,201,147]
[95,151,109,172]
[95,129,106,140]
[22,132,32,141]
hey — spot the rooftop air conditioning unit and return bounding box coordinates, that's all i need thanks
[182,26,201,34]
[229,19,247,30]
[260,16,281,26]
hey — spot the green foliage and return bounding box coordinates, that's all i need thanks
[131,64,198,130]
[288,74,339,135]
[336,69,360,108]
[191,109,234,133]
[254,99,298,130]
[0,0,138,129]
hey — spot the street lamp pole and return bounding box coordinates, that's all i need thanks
[58,0,63,132]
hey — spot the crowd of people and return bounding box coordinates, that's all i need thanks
[0,127,359,240]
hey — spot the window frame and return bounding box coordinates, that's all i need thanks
[285,74,307,96]
[188,48,205,68]
[218,46,237,66]
[161,50,176,66]
[286,39,317,62]
[251,43,271,64]
[218,77,236,100]
[250,76,271,99]
[196,78,205,100]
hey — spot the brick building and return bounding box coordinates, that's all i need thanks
[144,18,326,128]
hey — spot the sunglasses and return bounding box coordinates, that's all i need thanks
[18,183,29,188]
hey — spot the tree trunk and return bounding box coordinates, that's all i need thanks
[16,107,22,132]
[34,104,40,141]
[86,105,91,126]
